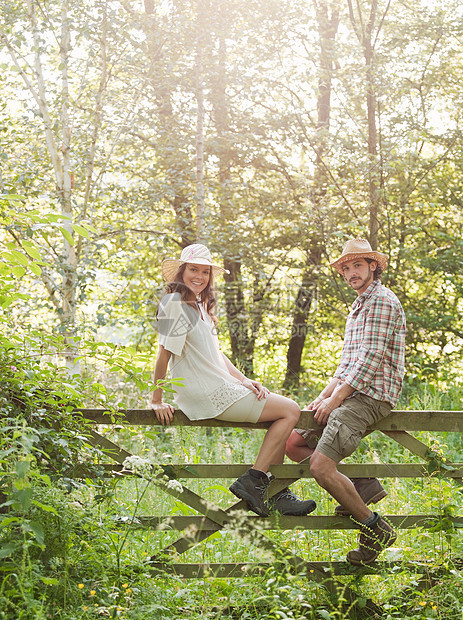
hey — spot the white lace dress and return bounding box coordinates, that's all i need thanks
[157,293,261,421]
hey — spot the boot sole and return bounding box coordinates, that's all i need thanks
[334,489,388,516]
[229,481,269,517]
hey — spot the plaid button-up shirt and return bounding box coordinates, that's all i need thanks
[333,279,406,406]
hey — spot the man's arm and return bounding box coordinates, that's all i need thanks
[312,380,355,426]
[312,296,401,426]
[307,377,341,411]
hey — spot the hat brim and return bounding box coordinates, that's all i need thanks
[161,258,228,282]
[331,251,388,274]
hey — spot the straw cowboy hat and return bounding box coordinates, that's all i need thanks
[161,243,229,282]
[330,239,388,274]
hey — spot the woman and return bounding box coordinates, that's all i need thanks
[151,243,315,517]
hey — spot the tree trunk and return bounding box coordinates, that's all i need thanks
[59,0,79,371]
[347,0,390,250]
[223,261,254,375]
[210,36,258,374]
[194,0,206,241]
[21,0,79,370]
[364,0,380,249]
[283,0,339,391]
[283,258,319,389]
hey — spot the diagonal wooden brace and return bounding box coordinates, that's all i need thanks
[382,430,431,459]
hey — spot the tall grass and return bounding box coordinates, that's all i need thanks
[3,383,463,619]
[63,383,463,619]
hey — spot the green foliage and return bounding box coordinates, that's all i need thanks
[2,0,463,383]
[2,0,463,617]
[0,337,102,618]
[2,378,463,618]
[0,203,165,619]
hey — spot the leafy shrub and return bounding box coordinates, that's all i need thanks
[0,330,110,619]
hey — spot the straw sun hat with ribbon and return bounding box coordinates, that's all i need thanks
[161,244,229,283]
[330,239,388,274]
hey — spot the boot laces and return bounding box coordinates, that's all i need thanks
[275,488,300,502]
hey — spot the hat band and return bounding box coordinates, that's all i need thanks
[181,257,213,266]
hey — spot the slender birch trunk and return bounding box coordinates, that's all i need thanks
[194,0,206,241]
[59,0,79,370]
[22,0,78,369]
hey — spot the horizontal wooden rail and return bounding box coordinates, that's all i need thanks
[79,408,463,432]
[71,462,463,479]
[77,406,463,600]
[148,560,442,579]
[135,514,463,531]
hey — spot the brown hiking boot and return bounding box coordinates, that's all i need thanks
[346,514,397,565]
[335,478,387,516]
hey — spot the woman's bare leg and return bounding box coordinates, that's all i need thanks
[229,393,316,517]
[252,393,300,473]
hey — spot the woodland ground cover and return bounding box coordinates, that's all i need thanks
[1,336,463,620]
[0,214,462,619]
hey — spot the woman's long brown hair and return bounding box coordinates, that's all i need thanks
[164,263,218,324]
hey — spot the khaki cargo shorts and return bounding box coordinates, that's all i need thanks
[296,393,392,463]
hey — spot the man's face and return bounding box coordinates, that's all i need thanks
[341,258,376,295]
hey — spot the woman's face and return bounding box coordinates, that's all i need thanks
[182,263,211,295]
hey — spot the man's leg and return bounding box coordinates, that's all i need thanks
[309,450,371,521]
[310,448,396,565]
[334,478,387,515]
[310,395,397,563]
[286,429,387,515]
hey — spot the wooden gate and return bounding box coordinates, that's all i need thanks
[79,408,463,616]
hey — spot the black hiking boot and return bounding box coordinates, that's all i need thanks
[229,469,270,517]
[268,488,316,516]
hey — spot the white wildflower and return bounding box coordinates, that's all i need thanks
[384,547,403,561]
[166,479,183,493]
[122,455,152,476]
[183,524,198,538]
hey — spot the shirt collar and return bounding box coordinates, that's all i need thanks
[352,279,381,310]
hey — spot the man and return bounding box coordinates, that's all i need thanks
[286,238,406,565]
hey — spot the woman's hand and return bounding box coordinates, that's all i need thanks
[150,401,175,425]
[242,378,269,401]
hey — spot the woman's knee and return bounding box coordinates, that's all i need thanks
[260,394,300,424]
[284,398,300,425]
